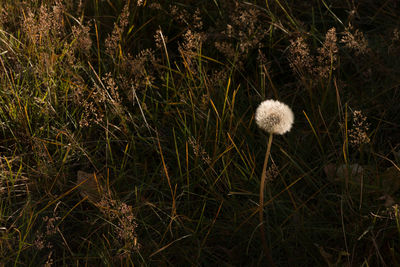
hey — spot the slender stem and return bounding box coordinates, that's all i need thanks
[259,132,275,267]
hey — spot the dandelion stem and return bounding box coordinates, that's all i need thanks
[259,132,275,267]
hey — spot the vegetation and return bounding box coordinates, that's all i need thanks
[0,0,399,265]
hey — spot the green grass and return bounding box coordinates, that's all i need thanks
[0,0,399,266]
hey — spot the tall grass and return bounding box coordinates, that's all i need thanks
[0,0,399,265]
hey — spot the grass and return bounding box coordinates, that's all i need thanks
[0,0,399,266]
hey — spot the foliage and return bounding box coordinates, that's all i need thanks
[0,0,399,265]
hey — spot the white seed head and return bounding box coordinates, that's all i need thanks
[255,99,294,134]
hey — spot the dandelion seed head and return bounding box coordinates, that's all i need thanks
[255,100,294,134]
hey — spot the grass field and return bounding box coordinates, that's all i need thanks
[0,0,399,266]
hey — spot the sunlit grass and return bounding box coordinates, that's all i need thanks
[0,0,399,265]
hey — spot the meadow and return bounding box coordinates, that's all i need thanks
[0,0,399,266]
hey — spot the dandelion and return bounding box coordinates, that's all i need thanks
[255,99,293,267]
[255,99,294,134]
